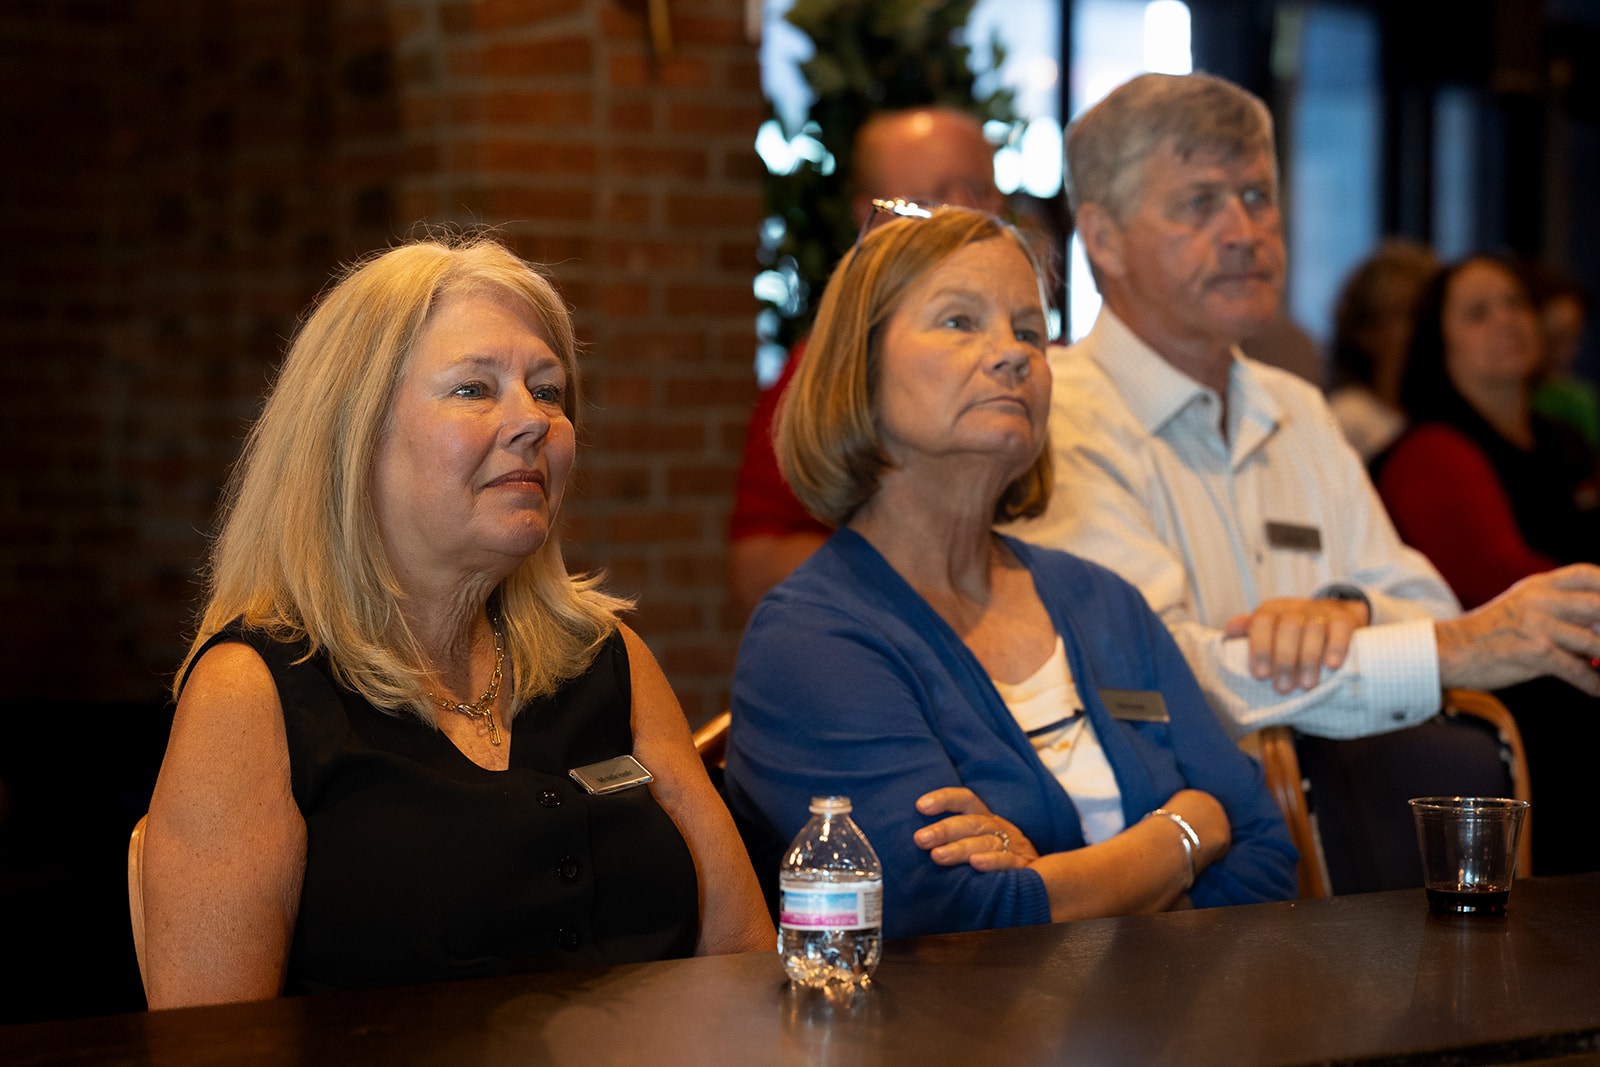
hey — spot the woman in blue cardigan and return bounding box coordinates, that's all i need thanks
[725,204,1297,939]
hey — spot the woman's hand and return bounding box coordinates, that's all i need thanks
[913,787,1040,871]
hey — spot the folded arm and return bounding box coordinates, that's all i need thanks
[914,786,1230,920]
[1013,409,1456,739]
[726,606,1056,938]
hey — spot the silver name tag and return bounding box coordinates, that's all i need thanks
[569,754,654,795]
[1098,689,1170,722]
[1265,520,1322,552]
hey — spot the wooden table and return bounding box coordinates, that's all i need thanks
[6,874,1599,1066]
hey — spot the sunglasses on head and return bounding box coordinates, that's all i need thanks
[854,198,939,250]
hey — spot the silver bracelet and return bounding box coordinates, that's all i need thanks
[1147,808,1200,890]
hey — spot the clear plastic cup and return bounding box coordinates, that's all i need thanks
[1409,796,1530,916]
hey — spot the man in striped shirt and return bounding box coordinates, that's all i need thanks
[1012,72,1600,740]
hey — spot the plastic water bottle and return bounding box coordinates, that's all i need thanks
[778,796,883,990]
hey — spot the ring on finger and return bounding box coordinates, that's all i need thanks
[992,828,1011,853]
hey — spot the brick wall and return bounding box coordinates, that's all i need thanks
[0,0,763,724]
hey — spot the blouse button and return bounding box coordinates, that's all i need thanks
[555,856,581,881]
[539,789,562,808]
[556,927,580,951]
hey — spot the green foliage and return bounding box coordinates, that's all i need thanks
[758,0,1018,347]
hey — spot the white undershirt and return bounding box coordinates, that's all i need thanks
[991,636,1126,844]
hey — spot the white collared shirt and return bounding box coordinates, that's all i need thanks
[1010,309,1459,739]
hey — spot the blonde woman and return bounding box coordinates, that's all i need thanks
[143,236,771,1008]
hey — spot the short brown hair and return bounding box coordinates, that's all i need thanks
[1066,72,1275,222]
[776,208,1053,526]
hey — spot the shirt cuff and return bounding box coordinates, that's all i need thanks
[1348,618,1441,731]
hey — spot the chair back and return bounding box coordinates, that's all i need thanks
[693,710,732,771]
[128,814,149,994]
[1259,690,1531,897]
[1259,726,1330,898]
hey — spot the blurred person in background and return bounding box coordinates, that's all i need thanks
[729,107,1009,620]
[1376,255,1600,610]
[1326,240,1439,461]
[1375,254,1600,875]
[1523,263,1599,455]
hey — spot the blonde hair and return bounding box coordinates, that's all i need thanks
[776,208,1053,526]
[176,234,630,722]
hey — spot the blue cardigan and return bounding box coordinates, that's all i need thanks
[725,529,1298,939]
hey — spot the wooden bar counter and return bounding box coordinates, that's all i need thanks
[5,874,1599,1066]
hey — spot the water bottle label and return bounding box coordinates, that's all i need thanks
[778,878,883,930]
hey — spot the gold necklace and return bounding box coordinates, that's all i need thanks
[427,619,504,746]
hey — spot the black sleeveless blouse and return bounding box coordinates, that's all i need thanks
[190,623,701,994]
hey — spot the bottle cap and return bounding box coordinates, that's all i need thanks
[808,795,852,814]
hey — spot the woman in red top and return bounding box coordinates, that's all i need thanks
[1375,255,1600,609]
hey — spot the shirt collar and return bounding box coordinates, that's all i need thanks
[1085,308,1285,444]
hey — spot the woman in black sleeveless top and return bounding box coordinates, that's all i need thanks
[142,237,772,1008]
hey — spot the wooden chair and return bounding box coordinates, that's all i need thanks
[1259,689,1532,898]
[1259,726,1331,898]
[693,710,732,771]
[128,814,149,995]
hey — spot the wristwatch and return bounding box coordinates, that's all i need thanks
[1314,582,1371,621]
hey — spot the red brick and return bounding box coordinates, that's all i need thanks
[606,510,702,543]
[665,374,755,406]
[599,281,651,317]
[717,239,756,271]
[726,58,761,94]
[723,150,765,182]
[593,374,654,406]
[584,465,653,502]
[609,53,712,89]
[610,145,708,180]
[591,420,706,452]
[481,38,592,77]
[671,13,746,46]
[666,192,762,228]
[661,643,740,678]
[609,101,653,133]
[668,101,765,137]
[666,461,739,496]
[485,186,595,221]
[598,4,644,41]
[601,237,704,272]
[471,0,585,31]
[603,329,706,362]
[480,139,598,176]
[458,89,593,126]
[630,599,707,633]
[596,557,650,593]
[660,550,729,589]
[665,281,755,317]
[605,191,652,225]
[506,232,592,265]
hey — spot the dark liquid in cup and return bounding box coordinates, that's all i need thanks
[1426,884,1508,916]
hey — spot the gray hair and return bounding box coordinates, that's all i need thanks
[1065,72,1276,221]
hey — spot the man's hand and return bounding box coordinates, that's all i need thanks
[1436,564,1600,695]
[1223,596,1371,693]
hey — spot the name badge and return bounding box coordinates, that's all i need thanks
[1265,520,1322,553]
[569,754,654,795]
[1098,689,1170,723]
